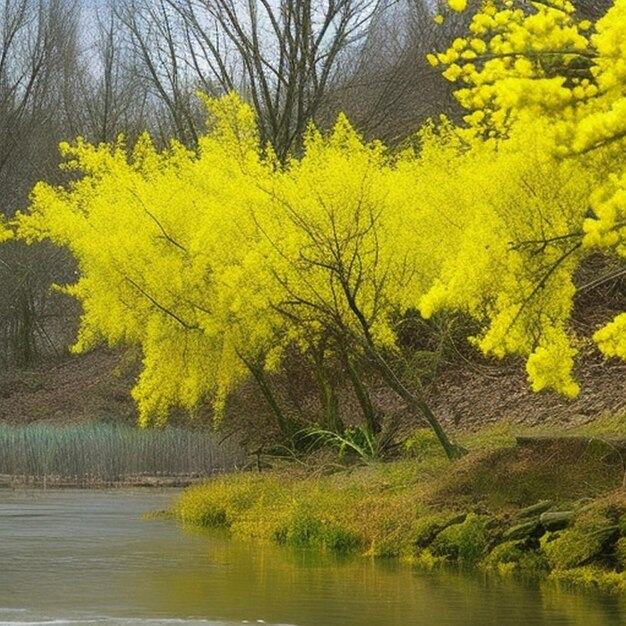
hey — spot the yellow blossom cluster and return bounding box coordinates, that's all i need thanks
[0,217,12,243]
[431,0,594,133]
[417,117,591,396]
[424,0,626,394]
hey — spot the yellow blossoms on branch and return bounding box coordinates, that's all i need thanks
[10,1,626,428]
[422,0,626,395]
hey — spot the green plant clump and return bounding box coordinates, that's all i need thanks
[274,505,362,552]
[430,513,489,565]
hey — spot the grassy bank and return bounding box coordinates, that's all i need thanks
[0,423,245,486]
[172,418,626,594]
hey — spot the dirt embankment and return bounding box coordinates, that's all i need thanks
[0,348,623,432]
[0,350,136,425]
[425,356,626,433]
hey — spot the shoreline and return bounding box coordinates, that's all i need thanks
[4,432,626,595]
[169,433,626,595]
[0,473,220,490]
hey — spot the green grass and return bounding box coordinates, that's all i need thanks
[568,412,626,438]
[0,423,245,485]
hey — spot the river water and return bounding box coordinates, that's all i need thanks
[0,490,624,626]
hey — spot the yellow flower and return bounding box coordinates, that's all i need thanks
[448,0,468,12]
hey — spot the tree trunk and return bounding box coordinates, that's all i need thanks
[241,356,293,441]
[363,343,467,460]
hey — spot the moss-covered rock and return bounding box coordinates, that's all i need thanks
[542,530,593,569]
[410,512,466,548]
[483,540,526,570]
[503,519,541,541]
[431,513,488,565]
[517,500,554,519]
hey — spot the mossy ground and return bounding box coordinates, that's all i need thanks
[172,416,626,593]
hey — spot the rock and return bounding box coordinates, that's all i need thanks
[503,520,541,541]
[539,510,575,531]
[517,500,554,519]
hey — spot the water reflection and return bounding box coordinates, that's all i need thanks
[0,490,624,626]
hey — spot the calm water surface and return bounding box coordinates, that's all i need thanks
[0,489,624,626]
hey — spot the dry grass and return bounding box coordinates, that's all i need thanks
[0,423,245,486]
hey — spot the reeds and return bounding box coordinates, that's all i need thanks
[0,423,244,486]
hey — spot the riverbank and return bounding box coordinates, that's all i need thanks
[171,417,626,594]
[2,350,625,593]
[0,473,209,489]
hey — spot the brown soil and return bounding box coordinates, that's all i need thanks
[0,347,623,434]
[426,355,626,433]
[0,349,136,425]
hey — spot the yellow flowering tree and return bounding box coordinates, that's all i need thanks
[420,0,626,396]
[19,93,465,458]
[19,0,626,456]
[20,95,274,427]
[255,116,466,456]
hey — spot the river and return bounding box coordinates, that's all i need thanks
[0,490,624,626]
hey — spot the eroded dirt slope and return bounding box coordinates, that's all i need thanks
[0,349,623,432]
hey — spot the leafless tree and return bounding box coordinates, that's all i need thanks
[114,0,208,147]
[59,4,153,145]
[117,0,382,158]
[328,0,469,145]
[0,0,86,367]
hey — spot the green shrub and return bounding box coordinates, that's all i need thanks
[517,550,550,573]
[176,475,277,527]
[323,524,362,552]
[304,426,383,462]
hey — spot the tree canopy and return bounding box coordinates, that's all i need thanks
[422,0,626,396]
[18,95,429,427]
